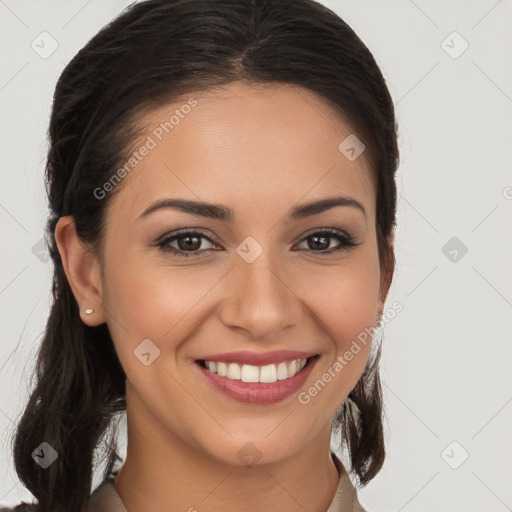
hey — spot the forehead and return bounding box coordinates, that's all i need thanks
[107,81,375,223]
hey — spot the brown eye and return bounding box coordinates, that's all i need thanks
[295,229,359,254]
[156,230,218,257]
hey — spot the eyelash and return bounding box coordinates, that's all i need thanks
[154,228,360,258]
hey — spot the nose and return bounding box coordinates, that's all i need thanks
[218,249,304,341]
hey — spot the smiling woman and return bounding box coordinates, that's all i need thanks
[2,0,399,511]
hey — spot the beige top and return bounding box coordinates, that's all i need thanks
[87,451,367,512]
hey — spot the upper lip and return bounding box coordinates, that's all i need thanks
[196,350,317,366]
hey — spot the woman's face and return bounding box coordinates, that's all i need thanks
[89,81,390,466]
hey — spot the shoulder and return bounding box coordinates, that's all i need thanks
[329,451,369,512]
[0,504,38,512]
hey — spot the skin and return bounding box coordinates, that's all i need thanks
[56,81,393,512]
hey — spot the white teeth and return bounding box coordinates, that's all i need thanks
[227,362,241,380]
[259,364,277,383]
[276,361,288,380]
[202,358,309,383]
[241,364,259,382]
[217,361,227,376]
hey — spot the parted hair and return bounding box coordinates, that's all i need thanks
[5,0,399,510]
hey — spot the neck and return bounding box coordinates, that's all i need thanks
[114,386,341,512]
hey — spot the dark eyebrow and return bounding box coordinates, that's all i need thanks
[138,195,366,222]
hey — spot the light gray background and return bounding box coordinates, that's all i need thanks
[1,0,511,510]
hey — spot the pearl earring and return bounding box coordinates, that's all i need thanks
[84,308,95,315]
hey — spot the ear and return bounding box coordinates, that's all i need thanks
[377,237,395,318]
[54,216,106,326]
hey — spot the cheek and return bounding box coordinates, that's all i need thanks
[301,252,382,342]
[298,252,381,390]
[102,253,221,366]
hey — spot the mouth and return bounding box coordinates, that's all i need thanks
[194,355,320,404]
[195,355,319,383]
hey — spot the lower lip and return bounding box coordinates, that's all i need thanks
[195,356,319,404]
